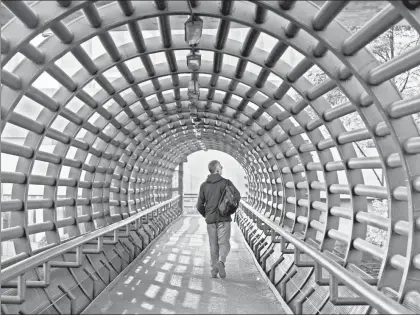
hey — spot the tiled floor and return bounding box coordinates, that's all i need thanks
[84,216,286,314]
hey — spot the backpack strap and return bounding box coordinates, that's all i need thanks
[217,179,230,223]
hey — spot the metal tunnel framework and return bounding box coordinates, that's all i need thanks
[1,0,420,313]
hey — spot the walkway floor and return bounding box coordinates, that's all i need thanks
[84,216,286,314]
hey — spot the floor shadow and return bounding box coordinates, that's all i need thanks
[85,216,285,314]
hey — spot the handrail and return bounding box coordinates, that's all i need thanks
[1,196,180,285]
[239,200,414,315]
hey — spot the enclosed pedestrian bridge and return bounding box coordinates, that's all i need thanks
[1,0,420,314]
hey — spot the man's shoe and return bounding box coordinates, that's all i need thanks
[217,261,226,278]
[211,267,219,278]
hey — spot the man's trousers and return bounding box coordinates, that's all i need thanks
[206,221,231,273]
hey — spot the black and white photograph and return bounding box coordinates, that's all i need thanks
[1,0,420,314]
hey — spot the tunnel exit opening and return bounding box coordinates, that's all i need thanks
[181,150,248,215]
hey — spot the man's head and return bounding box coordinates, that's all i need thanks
[208,160,223,175]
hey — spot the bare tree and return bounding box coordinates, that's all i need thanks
[298,25,419,248]
[366,199,388,247]
[302,24,420,134]
[369,25,420,97]
[295,24,420,187]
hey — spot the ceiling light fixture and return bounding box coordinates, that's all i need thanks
[185,15,203,46]
[187,50,201,71]
[185,0,205,142]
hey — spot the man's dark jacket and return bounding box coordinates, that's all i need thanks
[196,173,240,224]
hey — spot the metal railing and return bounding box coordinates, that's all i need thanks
[1,196,180,305]
[238,200,414,315]
[183,193,199,215]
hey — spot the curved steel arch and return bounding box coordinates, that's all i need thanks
[106,119,272,206]
[67,56,366,265]
[1,0,420,313]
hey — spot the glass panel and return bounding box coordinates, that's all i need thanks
[284,46,304,67]
[28,185,45,198]
[1,240,16,260]
[255,32,277,52]
[228,25,249,42]
[109,30,132,46]
[103,66,121,83]
[81,35,105,60]
[149,52,166,65]
[246,61,262,75]
[2,123,29,141]
[59,166,71,179]
[3,52,25,72]
[248,102,258,111]
[51,116,72,133]
[139,18,160,39]
[1,153,19,172]
[32,73,60,94]
[32,160,49,176]
[55,52,82,77]
[30,232,48,251]
[267,72,282,87]
[14,95,44,119]
[58,227,71,241]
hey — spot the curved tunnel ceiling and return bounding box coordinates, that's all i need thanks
[1,0,420,303]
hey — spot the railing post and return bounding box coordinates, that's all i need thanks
[58,284,77,314]
[83,268,100,300]
[294,248,315,267]
[270,256,285,283]
[178,162,184,211]
[100,260,113,283]
[295,287,315,314]
[261,246,275,271]
[280,269,297,300]
[329,275,339,303]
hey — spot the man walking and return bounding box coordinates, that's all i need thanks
[196,160,240,278]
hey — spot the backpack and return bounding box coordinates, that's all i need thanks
[218,180,240,216]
